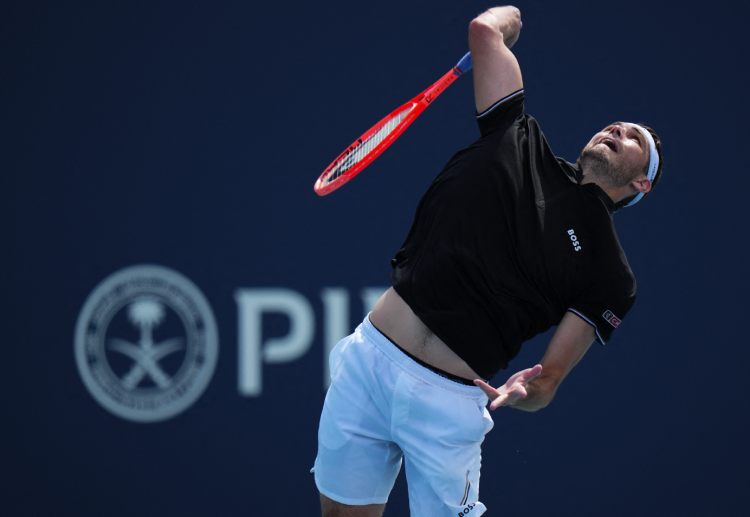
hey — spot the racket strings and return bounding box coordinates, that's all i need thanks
[326,105,414,182]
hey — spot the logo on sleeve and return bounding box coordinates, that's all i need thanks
[567,228,582,252]
[602,310,622,328]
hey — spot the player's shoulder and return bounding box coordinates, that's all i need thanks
[476,88,525,119]
[475,89,527,136]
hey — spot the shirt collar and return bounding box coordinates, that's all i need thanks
[567,161,616,213]
[581,183,616,213]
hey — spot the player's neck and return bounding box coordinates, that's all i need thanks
[580,172,631,205]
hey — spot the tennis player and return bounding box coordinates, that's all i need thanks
[313,5,663,516]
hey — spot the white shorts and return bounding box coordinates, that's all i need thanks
[313,316,494,517]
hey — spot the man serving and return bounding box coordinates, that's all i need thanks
[313,5,663,516]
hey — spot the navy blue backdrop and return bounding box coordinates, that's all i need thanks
[7,0,750,515]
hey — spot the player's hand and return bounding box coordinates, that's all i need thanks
[473,364,543,410]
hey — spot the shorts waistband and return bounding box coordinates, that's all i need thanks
[371,322,476,386]
[359,315,486,399]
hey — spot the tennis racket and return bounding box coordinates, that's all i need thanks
[313,52,473,196]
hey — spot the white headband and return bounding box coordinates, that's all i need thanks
[624,124,659,207]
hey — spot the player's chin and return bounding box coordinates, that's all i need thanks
[580,147,610,169]
[582,145,608,161]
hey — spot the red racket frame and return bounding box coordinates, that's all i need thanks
[314,64,467,196]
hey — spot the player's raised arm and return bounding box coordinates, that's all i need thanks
[469,6,524,113]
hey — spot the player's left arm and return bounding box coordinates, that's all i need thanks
[474,312,595,412]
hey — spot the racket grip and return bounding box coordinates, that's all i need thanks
[455,52,473,74]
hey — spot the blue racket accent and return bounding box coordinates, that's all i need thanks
[455,52,473,74]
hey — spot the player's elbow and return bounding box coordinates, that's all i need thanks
[469,6,522,48]
[468,17,499,51]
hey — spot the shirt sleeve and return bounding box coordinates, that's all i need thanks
[568,267,636,345]
[475,89,525,136]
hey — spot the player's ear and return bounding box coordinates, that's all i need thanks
[631,176,651,195]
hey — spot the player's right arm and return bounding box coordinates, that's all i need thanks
[468,6,524,113]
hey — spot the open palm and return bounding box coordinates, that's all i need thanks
[474,364,543,410]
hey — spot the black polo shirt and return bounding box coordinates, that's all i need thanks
[390,90,636,379]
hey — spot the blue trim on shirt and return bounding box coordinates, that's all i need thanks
[567,308,607,345]
[476,89,525,119]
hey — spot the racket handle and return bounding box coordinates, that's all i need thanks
[455,52,473,74]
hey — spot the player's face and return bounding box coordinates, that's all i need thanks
[581,122,650,185]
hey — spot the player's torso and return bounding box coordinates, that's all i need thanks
[434,125,623,334]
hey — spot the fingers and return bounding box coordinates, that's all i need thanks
[474,379,519,410]
[475,363,544,411]
[502,364,543,390]
[489,384,528,410]
[489,393,510,410]
[474,379,511,410]
[473,378,499,399]
[521,364,543,383]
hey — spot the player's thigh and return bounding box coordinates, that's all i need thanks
[313,329,403,505]
[320,494,385,517]
[397,384,494,516]
[403,440,486,517]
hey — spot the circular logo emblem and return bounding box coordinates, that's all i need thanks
[74,265,219,423]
